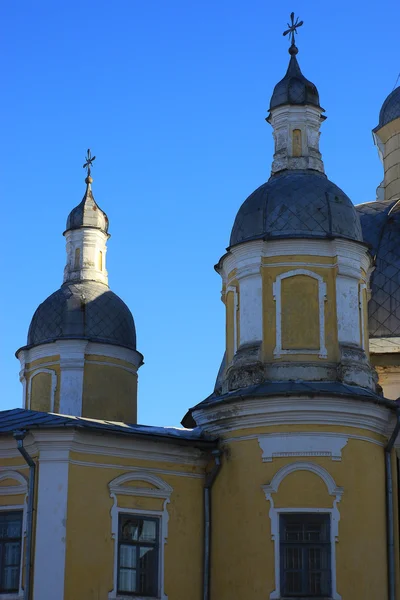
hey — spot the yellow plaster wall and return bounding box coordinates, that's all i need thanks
[281,275,319,350]
[211,429,395,600]
[82,361,137,422]
[262,258,338,362]
[378,119,400,202]
[30,372,52,412]
[64,458,204,600]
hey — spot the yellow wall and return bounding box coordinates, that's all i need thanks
[82,358,137,422]
[24,356,60,412]
[281,274,319,350]
[64,452,205,600]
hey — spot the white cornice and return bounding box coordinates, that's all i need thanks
[193,395,392,437]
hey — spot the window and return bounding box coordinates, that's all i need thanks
[118,515,159,597]
[0,511,23,594]
[280,513,331,598]
[74,248,80,269]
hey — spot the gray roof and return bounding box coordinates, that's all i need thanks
[0,408,216,447]
[270,49,320,111]
[66,182,109,234]
[357,198,400,339]
[230,170,363,247]
[23,281,137,351]
[375,86,400,130]
[181,380,387,428]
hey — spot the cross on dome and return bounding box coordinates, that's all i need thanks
[283,12,303,54]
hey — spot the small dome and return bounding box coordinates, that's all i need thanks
[66,182,109,234]
[270,50,320,111]
[376,86,400,130]
[230,170,363,247]
[26,282,136,350]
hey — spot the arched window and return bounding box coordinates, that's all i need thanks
[74,248,81,269]
[98,250,103,271]
[292,129,302,157]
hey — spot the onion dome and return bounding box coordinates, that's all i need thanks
[270,45,320,110]
[25,281,137,350]
[230,170,363,247]
[65,175,109,234]
[375,86,400,130]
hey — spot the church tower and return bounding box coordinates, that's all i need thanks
[16,152,143,422]
[182,19,395,600]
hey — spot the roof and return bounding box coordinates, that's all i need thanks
[230,170,363,247]
[357,199,400,339]
[0,408,216,447]
[269,48,320,111]
[23,281,138,352]
[375,86,400,131]
[66,180,109,234]
[182,381,389,428]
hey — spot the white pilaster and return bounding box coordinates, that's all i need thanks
[59,340,88,416]
[32,433,72,600]
[238,272,262,345]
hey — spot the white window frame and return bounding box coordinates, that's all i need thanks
[262,462,343,600]
[273,269,327,358]
[108,472,172,600]
[0,471,28,600]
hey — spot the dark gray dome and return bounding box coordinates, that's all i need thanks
[270,51,320,111]
[26,282,136,350]
[66,181,109,234]
[376,87,400,130]
[357,198,400,339]
[230,170,363,247]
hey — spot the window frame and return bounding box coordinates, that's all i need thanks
[279,513,331,598]
[0,510,24,596]
[117,514,160,598]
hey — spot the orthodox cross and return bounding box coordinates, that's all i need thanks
[283,12,303,47]
[83,148,96,177]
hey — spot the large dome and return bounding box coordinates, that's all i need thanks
[230,170,363,247]
[357,198,400,339]
[376,86,400,130]
[25,281,136,350]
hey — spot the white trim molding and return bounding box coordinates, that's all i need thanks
[258,433,349,462]
[262,462,343,600]
[27,368,57,411]
[108,472,171,600]
[272,269,327,358]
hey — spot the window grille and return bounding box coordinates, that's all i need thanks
[0,511,23,593]
[118,514,159,597]
[280,513,331,597]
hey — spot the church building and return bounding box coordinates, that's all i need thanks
[1,14,400,600]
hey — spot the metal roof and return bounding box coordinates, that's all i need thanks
[270,51,320,111]
[22,281,138,352]
[375,86,400,131]
[357,199,400,339]
[230,170,363,247]
[182,380,387,428]
[0,408,215,447]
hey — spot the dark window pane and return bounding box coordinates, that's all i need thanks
[139,546,158,596]
[280,513,331,597]
[0,511,23,593]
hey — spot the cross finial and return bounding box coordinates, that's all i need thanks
[83,148,96,182]
[283,12,303,51]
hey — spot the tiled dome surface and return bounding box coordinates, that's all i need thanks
[27,281,136,350]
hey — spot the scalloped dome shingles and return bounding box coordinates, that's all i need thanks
[27,282,136,350]
[230,170,363,247]
[376,87,400,130]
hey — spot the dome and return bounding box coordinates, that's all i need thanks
[357,198,400,339]
[66,180,109,234]
[26,281,136,350]
[269,50,320,111]
[230,170,363,247]
[376,87,400,130]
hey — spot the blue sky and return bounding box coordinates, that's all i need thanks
[1,0,399,426]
